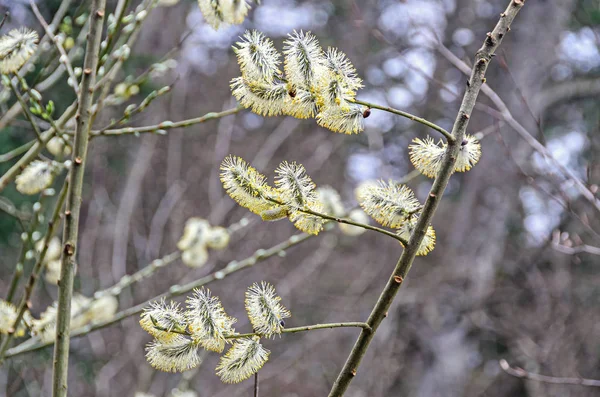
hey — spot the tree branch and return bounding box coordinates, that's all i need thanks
[52,1,106,396]
[327,2,526,395]
[351,98,454,142]
[500,359,600,387]
[91,106,244,136]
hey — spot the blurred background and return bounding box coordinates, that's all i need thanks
[1,0,600,396]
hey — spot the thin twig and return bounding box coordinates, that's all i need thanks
[226,322,371,339]
[8,80,44,144]
[150,321,371,339]
[327,2,525,396]
[30,0,80,96]
[500,359,600,387]
[266,197,409,245]
[52,1,105,395]
[351,98,454,142]
[90,106,245,136]
[0,12,8,30]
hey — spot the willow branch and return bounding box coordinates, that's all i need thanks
[52,1,105,396]
[150,321,371,339]
[500,359,600,387]
[90,106,244,136]
[266,197,409,245]
[5,231,315,358]
[351,98,454,142]
[328,2,525,396]
[0,179,68,365]
[227,322,371,339]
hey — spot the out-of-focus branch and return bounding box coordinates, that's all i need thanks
[30,0,80,96]
[533,78,600,114]
[436,37,600,214]
[500,359,600,387]
[52,1,105,395]
[328,2,525,395]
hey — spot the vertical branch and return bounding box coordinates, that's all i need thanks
[51,1,106,396]
[327,1,526,396]
[254,371,259,397]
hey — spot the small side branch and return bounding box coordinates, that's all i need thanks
[500,359,600,387]
[265,197,409,245]
[91,106,244,136]
[351,98,454,142]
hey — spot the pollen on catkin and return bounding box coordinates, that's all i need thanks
[274,161,318,209]
[0,28,39,74]
[282,87,318,119]
[288,203,325,235]
[15,160,59,195]
[245,282,291,337]
[323,47,363,94]
[146,336,202,372]
[140,299,188,342]
[409,135,481,178]
[358,180,421,228]
[260,206,288,221]
[216,336,270,383]
[455,135,482,172]
[233,30,281,82]
[316,101,367,134]
[283,30,326,91]
[185,288,237,353]
[396,215,436,256]
[274,161,325,234]
[230,76,288,116]
[220,155,276,215]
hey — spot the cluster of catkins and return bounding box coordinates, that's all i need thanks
[231,30,369,135]
[140,282,290,384]
[177,218,231,268]
[220,155,372,236]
